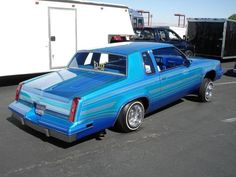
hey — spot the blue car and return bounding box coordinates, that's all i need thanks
[9,42,223,143]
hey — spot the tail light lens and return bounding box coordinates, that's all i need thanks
[69,97,80,122]
[112,35,122,41]
[15,83,23,101]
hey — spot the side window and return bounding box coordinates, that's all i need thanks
[142,52,155,74]
[166,29,180,40]
[141,29,155,40]
[158,30,167,41]
[152,47,186,71]
[132,17,137,28]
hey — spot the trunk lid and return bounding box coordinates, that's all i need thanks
[25,68,125,98]
[20,68,125,117]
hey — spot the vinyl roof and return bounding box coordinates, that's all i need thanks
[90,42,173,55]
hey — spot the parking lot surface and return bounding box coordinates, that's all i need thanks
[0,62,236,177]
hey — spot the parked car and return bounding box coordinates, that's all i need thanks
[134,27,195,57]
[9,42,223,143]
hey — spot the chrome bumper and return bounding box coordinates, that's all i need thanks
[12,113,77,143]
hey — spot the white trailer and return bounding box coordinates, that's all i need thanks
[0,0,134,77]
[169,26,187,39]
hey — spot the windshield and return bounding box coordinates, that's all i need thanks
[68,52,127,76]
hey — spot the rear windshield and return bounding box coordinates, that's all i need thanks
[68,52,127,76]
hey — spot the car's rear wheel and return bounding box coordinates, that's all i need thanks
[199,78,214,102]
[115,101,145,132]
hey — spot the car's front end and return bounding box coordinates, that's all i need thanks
[189,57,224,80]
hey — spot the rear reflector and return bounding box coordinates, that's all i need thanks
[15,83,23,101]
[69,97,80,122]
[112,35,122,41]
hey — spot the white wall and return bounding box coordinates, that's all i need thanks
[0,0,134,76]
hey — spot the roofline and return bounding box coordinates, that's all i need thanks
[39,0,128,9]
[76,42,173,56]
[187,18,226,23]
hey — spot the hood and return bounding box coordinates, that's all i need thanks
[24,68,125,99]
[189,57,220,65]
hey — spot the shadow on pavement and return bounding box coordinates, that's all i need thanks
[6,116,105,149]
[184,95,201,103]
[145,99,184,117]
[224,69,236,78]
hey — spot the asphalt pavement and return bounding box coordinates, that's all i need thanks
[0,62,235,177]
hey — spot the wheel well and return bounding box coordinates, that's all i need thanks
[112,97,149,128]
[204,70,216,81]
[135,97,149,111]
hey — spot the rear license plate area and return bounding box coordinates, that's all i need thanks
[35,103,46,116]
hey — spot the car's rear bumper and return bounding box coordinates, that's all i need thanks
[11,112,77,143]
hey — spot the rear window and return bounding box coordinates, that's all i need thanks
[69,52,127,75]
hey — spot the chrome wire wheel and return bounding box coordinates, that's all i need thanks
[205,81,214,101]
[126,101,144,130]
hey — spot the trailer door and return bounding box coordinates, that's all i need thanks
[49,8,77,69]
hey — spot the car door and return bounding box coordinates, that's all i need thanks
[151,47,200,106]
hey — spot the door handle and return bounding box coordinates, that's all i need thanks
[50,36,56,42]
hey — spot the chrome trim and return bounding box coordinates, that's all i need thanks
[68,51,128,77]
[141,51,156,75]
[67,50,128,75]
[222,56,236,59]
[12,113,77,143]
[205,81,213,101]
[126,101,144,130]
[70,67,126,77]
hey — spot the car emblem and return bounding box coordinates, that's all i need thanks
[35,103,46,116]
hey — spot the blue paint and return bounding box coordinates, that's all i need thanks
[8,42,223,142]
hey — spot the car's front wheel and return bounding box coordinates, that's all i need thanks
[115,100,145,132]
[199,78,214,102]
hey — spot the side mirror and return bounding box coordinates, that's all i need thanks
[183,35,186,40]
[183,59,191,67]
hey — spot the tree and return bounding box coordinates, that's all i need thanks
[229,14,236,20]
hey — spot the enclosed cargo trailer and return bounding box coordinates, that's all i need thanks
[0,0,134,77]
[187,18,236,59]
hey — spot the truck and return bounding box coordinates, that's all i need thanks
[0,0,134,77]
[187,18,236,59]
[133,27,195,57]
[129,9,144,29]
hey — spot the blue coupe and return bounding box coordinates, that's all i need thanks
[9,42,223,142]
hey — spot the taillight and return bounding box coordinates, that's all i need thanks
[112,35,122,41]
[69,97,80,122]
[15,83,23,101]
